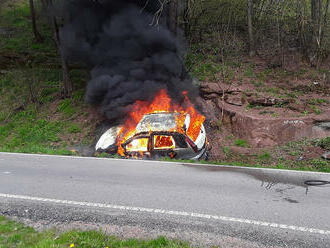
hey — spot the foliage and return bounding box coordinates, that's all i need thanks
[184,0,330,64]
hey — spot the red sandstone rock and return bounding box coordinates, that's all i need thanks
[215,99,330,148]
[224,95,243,106]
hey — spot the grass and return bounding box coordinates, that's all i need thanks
[0,1,96,155]
[222,146,231,158]
[314,137,330,150]
[57,99,77,118]
[0,106,73,155]
[185,46,236,82]
[0,1,55,57]
[234,139,248,147]
[67,123,82,134]
[0,216,191,248]
[307,98,329,105]
[0,72,91,155]
[0,68,91,154]
[310,105,322,114]
[257,152,272,162]
[243,65,255,78]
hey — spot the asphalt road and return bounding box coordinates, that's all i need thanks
[0,152,329,248]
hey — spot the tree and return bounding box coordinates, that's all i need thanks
[167,0,178,35]
[29,0,43,42]
[310,0,322,65]
[247,0,255,56]
[52,15,72,97]
[42,0,73,97]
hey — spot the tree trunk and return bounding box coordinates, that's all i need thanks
[296,0,305,53]
[61,55,72,97]
[29,0,43,42]
[319,0,330,60]
[247,0,255,56]
[310,0,322,66]
[51,15,72,97]
[182,0,189,36]
[39,0,72,97]
[167,0,178,35]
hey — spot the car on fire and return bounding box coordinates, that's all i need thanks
[95,112,210,160]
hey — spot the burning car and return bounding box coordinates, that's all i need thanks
[95,89,210,160]
[96,112,209,160]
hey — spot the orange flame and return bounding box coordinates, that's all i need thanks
[117,89,205,156]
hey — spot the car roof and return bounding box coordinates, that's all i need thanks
[136,112,186,133]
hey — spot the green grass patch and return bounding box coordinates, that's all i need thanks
[222,146,231,158]
[0,71,90,154]
[307,98,329,105]
[243,65,255,78]
[67,123,82,134]
[57,99,77,117]
[252,80,265,88]
[258,152,272,162]
[0,216,191,248]
[234,139,248,147]
[310,105,322,114]
[0,107,72,155]
[185,49,235,82]
[0,104,88,155]
[72,89,85,102]
[314,137,330,150]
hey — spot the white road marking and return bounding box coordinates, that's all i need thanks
[0,151,329,175]
[1,193,329,235]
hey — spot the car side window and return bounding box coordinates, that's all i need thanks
[125,137,149,152]
[153,135,175,150]
[173,134,188,148]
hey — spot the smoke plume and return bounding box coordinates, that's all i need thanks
[59,0,198,122]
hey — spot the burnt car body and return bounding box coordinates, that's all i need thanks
[95,112,209,160]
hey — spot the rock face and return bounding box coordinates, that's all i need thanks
[220,100,330,147]
[247,97,293,107]
[224,94,243,106]
[200,82,241,99]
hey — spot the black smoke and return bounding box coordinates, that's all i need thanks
[58,0,198,121]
